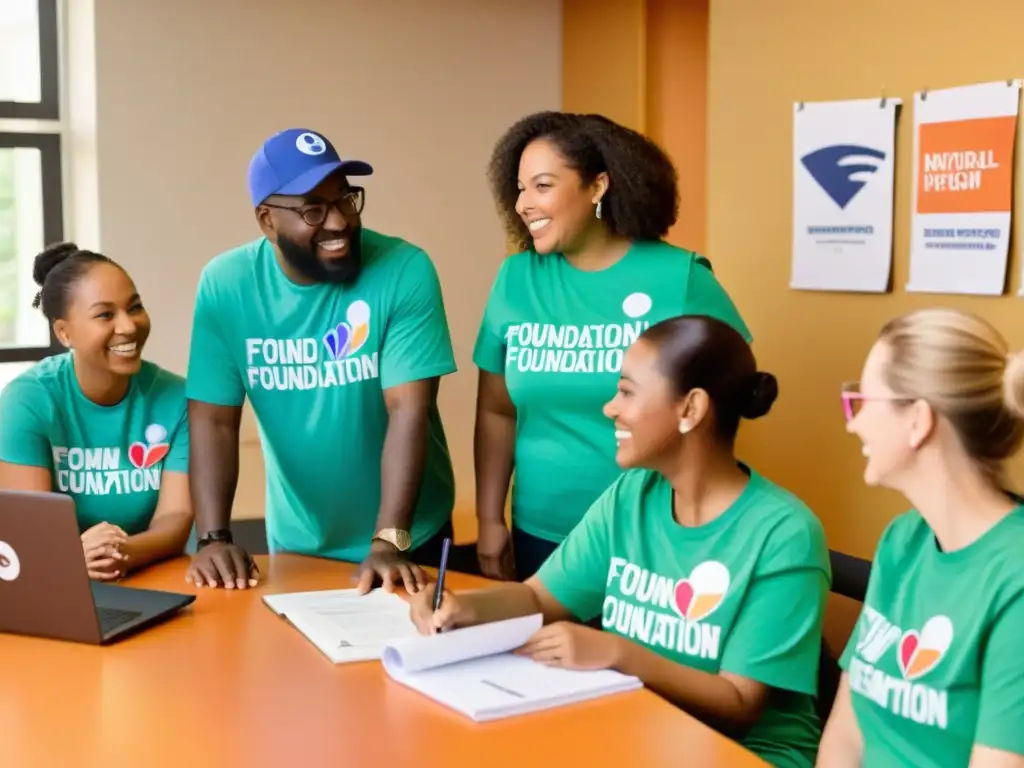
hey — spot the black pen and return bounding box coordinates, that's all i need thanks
[432,536,451,620]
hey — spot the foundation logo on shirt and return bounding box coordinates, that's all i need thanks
[245,299,380,392]
[322,300,370,361]
[51,433,166,498]
[672,561,731,622]
[504,291,654,376]
[602,556,731,661]
[128,424,171,469]
[847,605,953,729]
[898,615,953,681]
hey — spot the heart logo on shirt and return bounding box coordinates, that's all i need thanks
[128,423,171,470]
[897,615,954,680]
[671,560,731,622]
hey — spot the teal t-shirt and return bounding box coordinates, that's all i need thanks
[0,353,189,534]
[473,241,752,543]
[840,507,1024,767]
[536,467,829,768]
[185,230,457,562]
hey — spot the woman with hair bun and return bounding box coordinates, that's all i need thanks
[0,243,192,581]
[412,315,831,768]
[474,110,752,581]
[819,308,1024,767]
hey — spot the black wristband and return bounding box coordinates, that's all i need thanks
[196,529,233,550]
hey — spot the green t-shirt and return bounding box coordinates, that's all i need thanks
[536,467,829,768]
[185,230,457,562]
[473,241,752,543]
[0,353,189,534]
[840,507,1024,767]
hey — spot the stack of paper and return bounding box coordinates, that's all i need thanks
[263,588,419,664]
[381,613,642,722]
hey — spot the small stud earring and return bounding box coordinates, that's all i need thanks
[679,421,690,434]
[595,200,603,220]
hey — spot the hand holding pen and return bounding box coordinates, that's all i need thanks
[409,537,471,634]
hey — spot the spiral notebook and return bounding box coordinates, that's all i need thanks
[380,613,642,722]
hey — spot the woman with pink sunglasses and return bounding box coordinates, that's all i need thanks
[817,308,1024,768]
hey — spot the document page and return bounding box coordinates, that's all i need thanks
[380,614,642,721]
[264,588,419,664]
[390,651,641,722]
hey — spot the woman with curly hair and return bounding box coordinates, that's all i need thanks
[473,110,753,581]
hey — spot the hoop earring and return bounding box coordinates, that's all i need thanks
[595,200,603,220]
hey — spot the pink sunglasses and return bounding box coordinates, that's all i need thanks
[840,381,915,422]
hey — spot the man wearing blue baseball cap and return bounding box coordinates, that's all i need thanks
[183,128,458,593]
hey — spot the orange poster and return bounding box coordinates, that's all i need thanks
[916,115,1015,214]
[907,80,1021,295]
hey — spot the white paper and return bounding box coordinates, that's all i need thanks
[791,96,900,292]
[907,80,1021,295]
[264,588,419,664]
[383,613,542,673]
[381,614,642,722]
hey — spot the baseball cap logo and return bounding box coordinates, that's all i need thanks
[296,132,327,156]
[0,540,21,582]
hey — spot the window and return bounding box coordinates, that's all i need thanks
[0,0,63,377]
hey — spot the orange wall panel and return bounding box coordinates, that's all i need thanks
[645,0,709,254]
[707,0,1024,559]
[562,0,1024,559]
[561,0,647,132]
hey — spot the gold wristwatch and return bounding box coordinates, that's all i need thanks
[372,527,412,552]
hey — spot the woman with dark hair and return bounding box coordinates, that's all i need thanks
[414,315,830,767]
[473,111,754,581]
[0,243,192,580]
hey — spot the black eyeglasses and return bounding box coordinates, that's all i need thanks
[263,186,365,226]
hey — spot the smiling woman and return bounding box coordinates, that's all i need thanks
[0,242,194,581]
[410,315,831,768]
[472,110,753,583]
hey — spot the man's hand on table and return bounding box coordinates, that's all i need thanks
[356,540,427,595]
[186,542,260,589]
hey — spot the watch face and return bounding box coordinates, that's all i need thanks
[376,529,412,550]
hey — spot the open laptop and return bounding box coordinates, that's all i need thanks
[0,488,196,645]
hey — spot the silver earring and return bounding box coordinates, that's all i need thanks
[679,421,691,434]
[595,200,603,219]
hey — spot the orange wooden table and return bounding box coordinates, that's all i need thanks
[0,554,766,768]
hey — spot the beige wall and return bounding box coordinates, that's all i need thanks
[65,0,562,528]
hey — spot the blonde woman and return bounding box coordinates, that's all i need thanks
[817,308,1024,768]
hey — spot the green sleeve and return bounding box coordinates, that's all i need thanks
[472,261,510,375]
[974,595,1024,754]
[534,480,618,622]
[720,520,830,695]
[0,376,54,468]
[163,408,189,474]
[379,250,457,389]
[184,269,246,407]
[684,257,753,343]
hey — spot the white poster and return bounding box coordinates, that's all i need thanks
[907,80,1021,295]
[791,97,900,292]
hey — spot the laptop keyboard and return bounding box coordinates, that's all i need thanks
[97,606,143,634]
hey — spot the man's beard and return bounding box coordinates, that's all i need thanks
[278,229,363,285]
